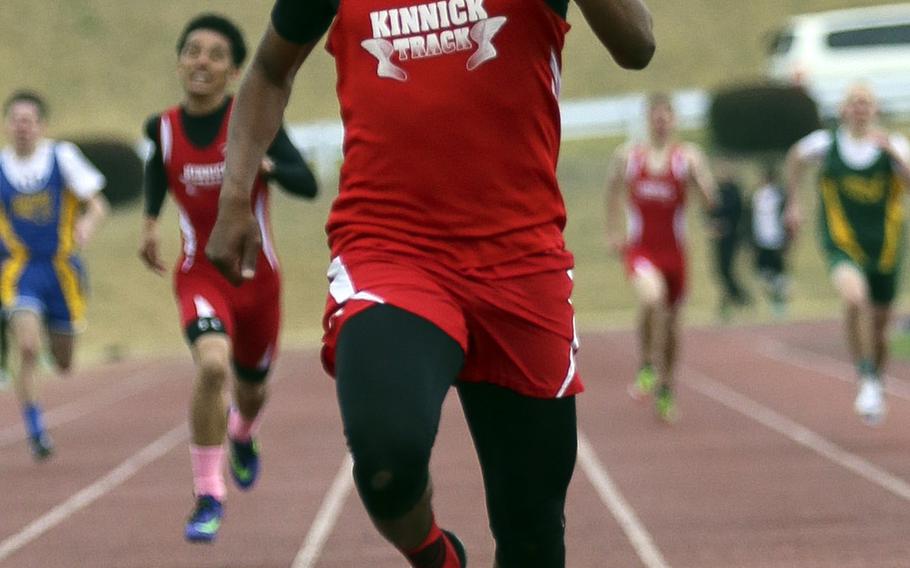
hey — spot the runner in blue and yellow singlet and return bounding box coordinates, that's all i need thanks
[0,91,108,459]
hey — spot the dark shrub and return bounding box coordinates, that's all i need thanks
[709,83,821,154]
[72,137,143,209]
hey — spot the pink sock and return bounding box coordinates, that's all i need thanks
[227,406,261,442]
[189,445,226,500]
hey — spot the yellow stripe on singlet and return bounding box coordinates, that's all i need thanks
[822,179,868,265]
[0,201,29,306]
[53,193,85,324]
[879,176,904,272]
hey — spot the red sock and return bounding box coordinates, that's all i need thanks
[404,521,462,568]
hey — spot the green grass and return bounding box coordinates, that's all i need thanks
[77,133,878,365]
[3,0,907,364]
[0,0,896,139]
[891,329,910,360]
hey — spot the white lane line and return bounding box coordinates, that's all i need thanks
[577,431,671,568]
[752,335,910,400]
[0,368,168,448]
[291,453,355,568]
[0,422,188,562]
[685,369,910,501]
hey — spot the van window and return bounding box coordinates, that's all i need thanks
[768,29,794,55]
[827,23,910,49]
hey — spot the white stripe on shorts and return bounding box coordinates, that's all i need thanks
[555,270,579,398]
[327,257,385,305]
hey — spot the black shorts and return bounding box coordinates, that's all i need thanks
[755,247,784,274]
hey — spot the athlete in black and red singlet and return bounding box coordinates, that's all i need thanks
[138,14,317,543]
[206,2,654,567]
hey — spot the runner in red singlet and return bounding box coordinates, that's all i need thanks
[606,93,717,422]
[137,14,317,543]
[206,2,654,567]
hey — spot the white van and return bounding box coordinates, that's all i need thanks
[766,3,910,116]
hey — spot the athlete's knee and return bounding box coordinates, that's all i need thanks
[492,505,567,568]
[195,347,230,393]
[487,456,572,566]
[55,358,73,375]
[347,422,433,519]
[633,270,667,307]
[17,340,39,365]
[832,263,868,307]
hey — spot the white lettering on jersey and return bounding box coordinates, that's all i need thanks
[634,180,676,202]
[179,162,225,195]
[363,0,506,81]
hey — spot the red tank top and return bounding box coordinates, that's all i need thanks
[160,103,278,274]
[325,0,571,269]
[625,144,689,260]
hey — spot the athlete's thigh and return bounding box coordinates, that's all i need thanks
[457,381,576,566]
[459,267,580,398]
[174,269,235,343]
[4,261,47,319]
[321,250,468,376]
[9,308,43,351]
[829,259,869,305]
[44,256,86,334]
[232,274,281,379]
[867,269,898,306]
[625,251,668,306]
[662,258,687,306]
[47,330,75,371]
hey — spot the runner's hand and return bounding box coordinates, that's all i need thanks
[784,202,802,239]
[871,130,895,156]
[138,229,167,275]
[607,233,626,256]
[74,218,94,249]
[205,196,261,286]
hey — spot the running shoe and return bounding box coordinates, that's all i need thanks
[28,431,54,461]
[228,436,260,490]
[628,365,656,401]
[184,494,223,543]
[655,386,677,423]
[854,376,886,426]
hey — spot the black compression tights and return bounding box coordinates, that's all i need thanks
[336,304,464,520]
[458,381,577,568]
[336,304,578,567]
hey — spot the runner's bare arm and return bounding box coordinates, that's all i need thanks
[573,0,655,69]
[206,25,319,284]
[605,146,629,254]
[687,145,718,211]
[221,26,317,205]
[873,131,910,187]
[783,142,811,237]
[75,193,109,249]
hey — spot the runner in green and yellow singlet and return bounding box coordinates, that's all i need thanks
[785,84,910,426]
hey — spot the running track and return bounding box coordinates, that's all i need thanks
[1,319,909,567]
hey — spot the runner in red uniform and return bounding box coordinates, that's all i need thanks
[206,1,654,566]
[606,93,717,422]
[137,14,317,543]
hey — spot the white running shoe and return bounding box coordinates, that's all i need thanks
[854,377,886,426]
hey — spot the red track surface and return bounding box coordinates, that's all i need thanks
[1,319,909,567]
